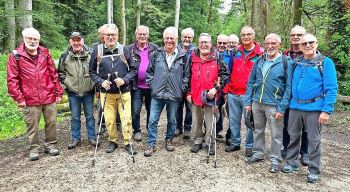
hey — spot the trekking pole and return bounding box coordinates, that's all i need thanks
[92,73,111,167]
[115,72,135,163]
[213,102,218,168]
[206,115,214,164]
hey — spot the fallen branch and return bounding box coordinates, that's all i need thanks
[338,94,350,104]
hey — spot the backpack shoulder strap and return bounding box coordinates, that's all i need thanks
[12,50,20,61]
[282,54,287,72]
[316,54,326,78]
[117,44,129,70]
[96,44,104,74]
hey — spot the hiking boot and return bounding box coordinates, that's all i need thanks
[190,144,202,153]
[245,148,253,157]
[183,131,191,139]
[29,152,39,161]
[105,142,118,153]
[44,148,60,156]
[133,132,142,142]
[89,138,100,147]
[175,129,182,137]
[224,144,241,152]
[282,164,300,173]
[307,173,319,183]
[301,155,309,166]
[269,164,280,173]
[217,130,224,139]
[125,144,137,155]
[225,138,231,146]
[144,146,156,157]
[67,139,81,150]
[165,139,175,151]
[245,155,264,164]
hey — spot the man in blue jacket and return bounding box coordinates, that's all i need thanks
[245,33,293,173]
[282,34,338,183]
[144,27,190,156]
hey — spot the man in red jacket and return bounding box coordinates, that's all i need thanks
[7,27,64,161]
[187,33,229,154]
[223,26,263,157]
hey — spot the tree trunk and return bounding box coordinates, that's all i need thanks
[18,0,32,29]
[107,0,113,24]
[260,0,268,39]
[175,0,180,30]
[338,95,350,104]
[136,0,141,27]
[120,0,126,44]
[251,0,268,41]
[5,0,16,50]
[292,0,303,26]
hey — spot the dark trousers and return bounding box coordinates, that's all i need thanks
[216,92,225,133]
[176,95,192,133]
[283,108,308,156]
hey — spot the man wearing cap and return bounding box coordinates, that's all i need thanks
[7,27,63,161]
[187,33,229,154]
[89,24,137,154]
[58,32,97,149]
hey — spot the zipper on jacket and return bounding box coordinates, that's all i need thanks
[274,87,279,99]
[259,69,271,102]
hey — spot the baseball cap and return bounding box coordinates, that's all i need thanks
[69,32,83,40]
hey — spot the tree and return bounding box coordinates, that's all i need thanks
[5,0,15,50]
[174,0,180,30]
[292,0,303,26]
[136,0,141,27]
[18,0,32,29]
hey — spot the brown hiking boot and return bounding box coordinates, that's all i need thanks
[144,146,156,157]
[165,139,175,151]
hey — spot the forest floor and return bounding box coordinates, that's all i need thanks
[0,109,349,192]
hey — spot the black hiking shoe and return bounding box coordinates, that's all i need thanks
[125,144,137,155]
[105,142,118,153]
[68,140,81,150]
[190,144,202,153]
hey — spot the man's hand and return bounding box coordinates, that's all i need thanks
[114,78,125,87]
[102,80,112,90]
[245,105,252,112]
[186,95,192,104]
[319,112,330,124]
[18,101,26,108]
[274,112,284,119]
[95,91,100,98]
[56,97,62,103]
[207,88,217,99]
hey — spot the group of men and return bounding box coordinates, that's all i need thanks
[7,23,338,183]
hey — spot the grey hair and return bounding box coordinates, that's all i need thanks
[240,26,255,34]
[291,25,307,35]
[135,25,150,35]
[98,24,107,34]
[22,27,40,39]
[265,33,281,43]
[163,26,178,39]
[104,23,119,33]
[228,34,239,43]
[181,27,194,37]
[199,33,211,41]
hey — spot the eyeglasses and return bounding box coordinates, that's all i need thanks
[240,33,254,37]
[229,42,238,45]
[137,33,148,37]
[183,36,193,39]
[199,41,211,45]
[264,42,279,46]
[301,41,316,47]
[290,34,303,37]
[105,33,117,37]
[218,42,227,45]
[165,37,175,40]
[25,37,39,41]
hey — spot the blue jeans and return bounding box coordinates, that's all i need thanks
[68,93,96,140]
[227,93,253,148]
[176,95,192,133]
[147,98,179,147]
[131,88,151,134]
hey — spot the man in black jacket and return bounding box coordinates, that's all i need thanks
[144,26,190,157]
[89,24,137,154]
[128,25,158,142]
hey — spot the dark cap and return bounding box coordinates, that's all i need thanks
[69,32,83,40]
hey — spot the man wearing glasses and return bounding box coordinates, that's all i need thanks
[223,26,263,157]
[187,33,229,154]
[128,25,158,142]
[7,27,64,161]
[282,25,309,165]
[89,24,137,154]
[282,34,338,183]
[175,27,196,139]
[144,27,190,156]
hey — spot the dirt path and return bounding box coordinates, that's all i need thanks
[0,111,349,192]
